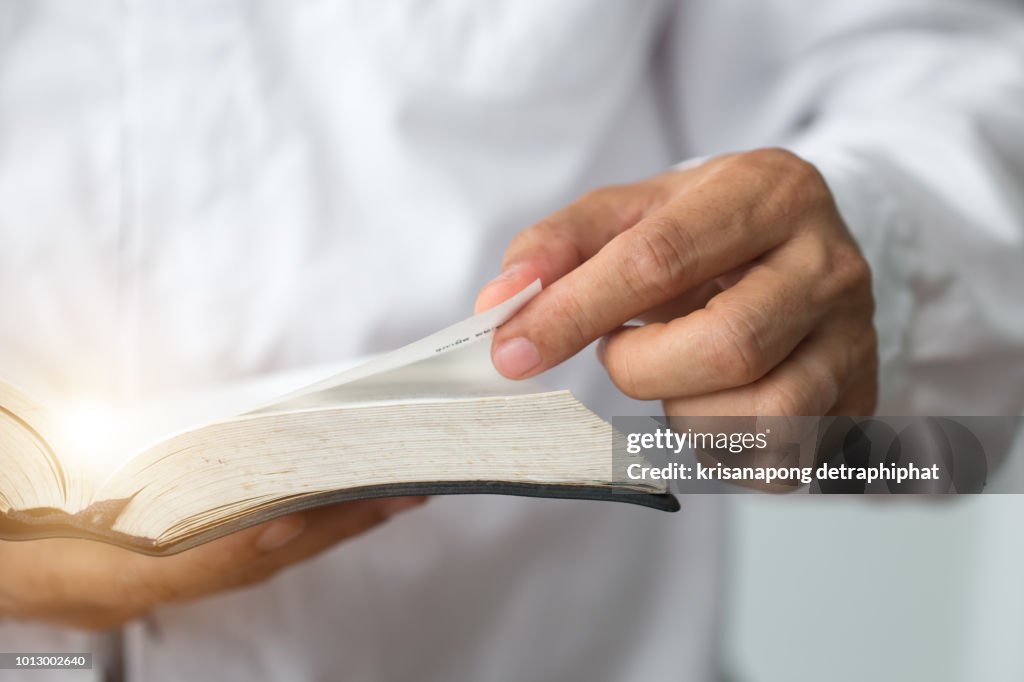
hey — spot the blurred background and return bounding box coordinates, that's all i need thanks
[723,485,1024,681]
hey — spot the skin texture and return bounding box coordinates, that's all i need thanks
[477,149,879,418]
[0,497,424,630]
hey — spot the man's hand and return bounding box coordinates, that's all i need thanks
[0,497,423,630]
[477,149,878,416]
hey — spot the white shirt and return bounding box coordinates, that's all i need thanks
[1,1,1022,680]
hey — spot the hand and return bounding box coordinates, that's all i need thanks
[477,149,877,416]
[0,497,424,630]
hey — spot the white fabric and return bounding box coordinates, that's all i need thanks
[0,1,1022,680]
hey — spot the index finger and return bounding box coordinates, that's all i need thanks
[475,185,653,314]
[491,170,791,379]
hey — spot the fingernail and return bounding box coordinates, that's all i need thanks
[256,515,306,552]
[382,496,427,518]
[596,337,608,366]
[483,263,522,289]
[493,337,542,378]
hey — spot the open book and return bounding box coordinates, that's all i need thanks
[0,282,676,555]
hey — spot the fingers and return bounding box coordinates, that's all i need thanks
[490,159,807,379]
[475,185,657,314]
[256,496,426,570]
[123,497,426,606]
[0,497,426,630]
[478,149,876,419]
[662,324,875,417]
[633,280,723,325]
[597,236,835,400]
[828,353,879,416]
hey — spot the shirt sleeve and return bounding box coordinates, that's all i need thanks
[662,0,1024,414]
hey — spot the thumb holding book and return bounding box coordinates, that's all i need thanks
[0,497,424,630]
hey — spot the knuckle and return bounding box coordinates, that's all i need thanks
[749,148,821,185]
[739,147,794,171]
[704,310,768,386]
[740,149,832,224]
[704,150,828,243]
[547,288,596,348]
[839,248,873,295]
[757,381,813,416]
[621,219,691,298]
[823,244,874,306]
[776,148,821,182]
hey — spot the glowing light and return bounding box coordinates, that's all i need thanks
[50,399,124,482]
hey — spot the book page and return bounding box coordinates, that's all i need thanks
[103,390,647,545]
[0,380,67,512]
[38,364,351,511]
[250,279,541,410]
[266,341,546,411]
[82,280,542,507]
